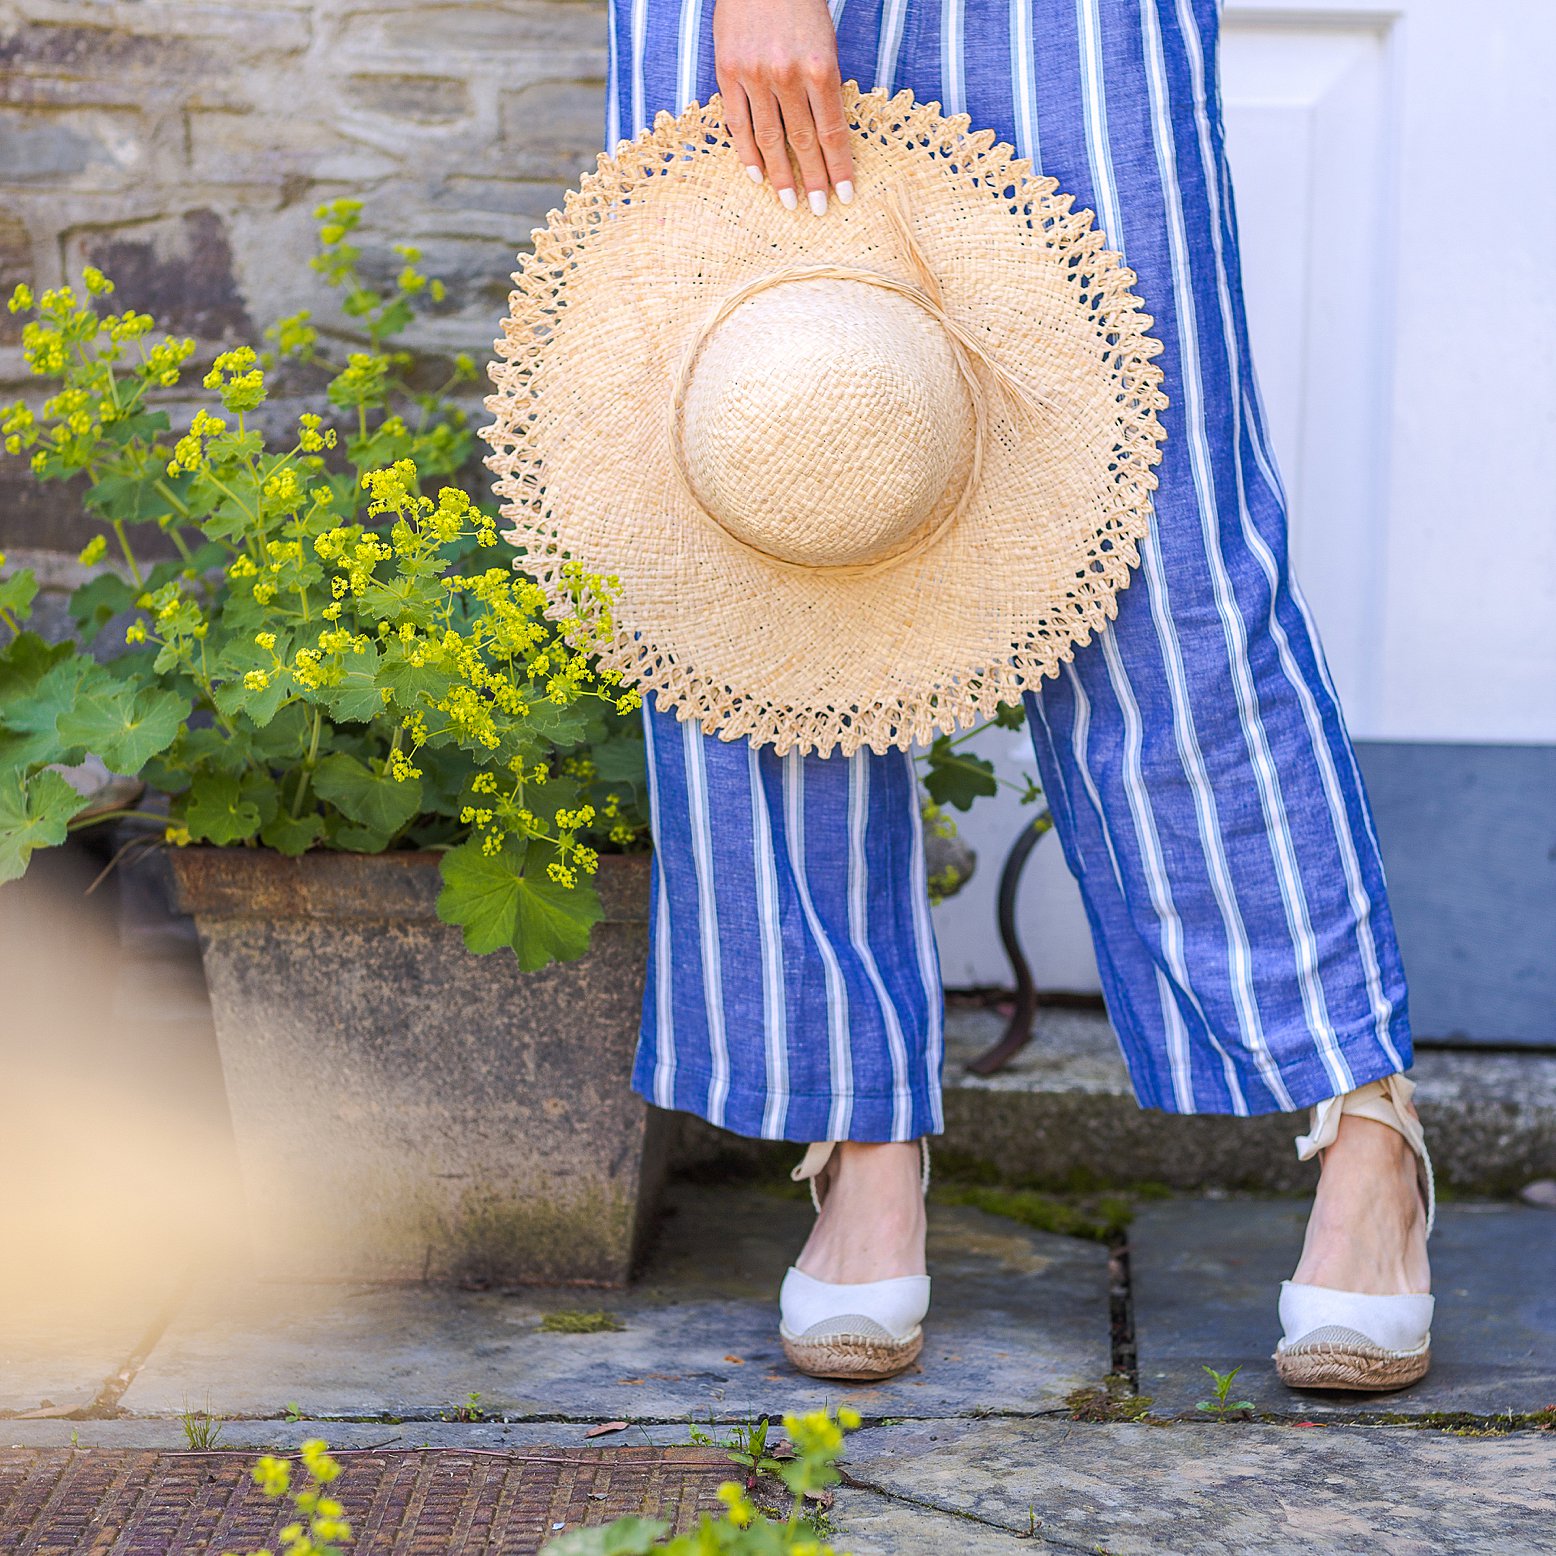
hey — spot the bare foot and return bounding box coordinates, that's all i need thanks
[794,1141,926,1284]
[1291,1110,1430,1295]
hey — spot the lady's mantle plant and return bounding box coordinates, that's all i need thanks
[0,201,647,969]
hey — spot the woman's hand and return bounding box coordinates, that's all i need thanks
[713,0,854,214]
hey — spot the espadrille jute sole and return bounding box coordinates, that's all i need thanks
[1275,1340,1430,1392]
[781,1327,924,1381]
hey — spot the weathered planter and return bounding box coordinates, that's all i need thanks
[167,846,667,1286]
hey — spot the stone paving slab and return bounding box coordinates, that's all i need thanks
[0,1445,729,1555]
[836,1418,1556,1555]
[1131,1198,1556,1417]
[116,1185,1110,1423]
[0,1284,176,1419]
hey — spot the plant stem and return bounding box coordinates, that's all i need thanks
[290,707,324,816]
[110,516,144,588]
[66,807,173,831]
[152,477,194,522]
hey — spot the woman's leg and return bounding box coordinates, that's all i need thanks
[931,0,1424,1290]
[609,0,947,1288]
[632,694,943,1147]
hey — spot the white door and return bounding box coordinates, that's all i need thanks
[934,0,1556,1012]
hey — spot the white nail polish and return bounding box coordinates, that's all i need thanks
[746,164,763,183]
[779,186,798,210]
[836,180,854,205]
[809,188,827,216]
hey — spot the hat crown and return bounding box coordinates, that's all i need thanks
[678,278,974,569]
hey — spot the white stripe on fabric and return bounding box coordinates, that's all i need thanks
[748,747,790,1138]
[1052,667,1190,1102]
[605,0,621,150]
[1177,0,1401,1072]
[1139,0,1353,1098]
[1075,0,1123,244]
[939,0,966,117]
[1235,361,1393,877]
[1076,4,1269,1112]
[848,757,915,1139]
[629,0,648,134]
[1009,0,1041,169]
[783,751,854,1141]
[676,0,704,112]
[903,755,945,1132]
[1068,654,1220,1112]
[681,719,730,1127]
[1025,693,1084,870]
[640,706,677,1110]
[875,0,911,93]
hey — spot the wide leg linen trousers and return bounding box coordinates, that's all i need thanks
[606,0,1414,1141]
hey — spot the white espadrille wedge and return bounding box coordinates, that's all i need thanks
[1275,1074,1436,1392]
[778,1139,932,1381]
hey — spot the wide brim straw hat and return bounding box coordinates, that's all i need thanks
[480,82,1168,757]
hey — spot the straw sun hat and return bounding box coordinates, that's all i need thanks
[480,82,1168,757]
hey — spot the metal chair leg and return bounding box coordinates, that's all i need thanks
[964,810,1052,1076]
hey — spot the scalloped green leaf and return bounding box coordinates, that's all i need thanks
[259,808,325,857]
[0,767,85,882]
[0,568,39,624]
[56,684,189,774]
[67,570,137,642]
[311,750,421,836]
[922,736,999,811]
[182,770,262,845]
[436,835,601,970]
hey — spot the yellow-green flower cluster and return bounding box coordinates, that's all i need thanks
[168,408,229,475]
[297,411,336,453]
[330,351,388,408]
[227,1440,350,1556]
[203,345,266,413]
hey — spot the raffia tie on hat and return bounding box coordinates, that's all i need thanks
[480,84,1169,757]
[666,187,1054,579]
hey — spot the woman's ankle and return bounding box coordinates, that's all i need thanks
[794,1140,928,1283]
[1291,1114,1431,1295]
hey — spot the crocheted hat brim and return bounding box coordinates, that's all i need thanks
[480,82,1168,757]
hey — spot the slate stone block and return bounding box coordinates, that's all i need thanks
[1130,1197,1556,1417]
[117,1184,1111,1420]
[837,1418,1556,1555]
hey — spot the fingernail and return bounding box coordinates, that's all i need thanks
[779,187,798,210]
[745,164,763,184]
[809,188,827,216]
[836,180,854,205]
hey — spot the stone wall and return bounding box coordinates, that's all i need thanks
[0,0,610,554]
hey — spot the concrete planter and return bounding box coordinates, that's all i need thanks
[167,846,667,1286]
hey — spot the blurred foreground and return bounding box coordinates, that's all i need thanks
[0,840,244,1408]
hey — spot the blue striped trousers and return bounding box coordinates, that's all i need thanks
[609,0,1413,1140]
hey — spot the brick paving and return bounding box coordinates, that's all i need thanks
[0,1446,733,1555]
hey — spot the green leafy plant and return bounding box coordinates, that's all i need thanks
[686,1415,789,1490]
[1195,1364,1254,1421]
[917,699,1046,903]
[179,1396,225,1450]
[223,1439,352,1556]
[544,1405,859,1555]
[0,201,649,969]
[918,700,1043,813]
